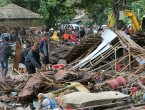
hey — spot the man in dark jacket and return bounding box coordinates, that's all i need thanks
[19,44,31,74]
[39,33,49,70]
[0,37,13,77]
[80,27,85,39]
[10,30,17,42]
[25,43,41,74]
[98,25,103,32]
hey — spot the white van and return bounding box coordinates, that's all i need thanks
[69,24,80,30]
[61,24,80,30]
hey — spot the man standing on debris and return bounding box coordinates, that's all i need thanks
[80,27,85,39]
[25,43,41,74]
[98,25,103,32]
[39,33,50,70]
[1,30,10,43]
[51,31,59,41]
[19,44,31,74]
[49,28,54,37]
[10,30,17,42]
[62,33,70,43]
[74,29,80,39]
[0,37,14,77]
[70,31,78,44]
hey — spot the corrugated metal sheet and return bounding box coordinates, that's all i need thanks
[0,4,43,19]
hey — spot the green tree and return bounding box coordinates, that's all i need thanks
[72,0,140,26]
[127,0,145,20]
[0,0,9,7]
[72,0,139,12]
[38,0,76,30]
[10,0,40,12]
[87,5,108,25]
[0,0,40,13]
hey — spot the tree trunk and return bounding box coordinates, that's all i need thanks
[45,15,56,31]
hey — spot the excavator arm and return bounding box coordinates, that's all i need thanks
[108,10,142,31]
[108,13,115,28]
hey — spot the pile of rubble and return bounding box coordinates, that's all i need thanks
[15,27,74,64]
[1,28,145,109]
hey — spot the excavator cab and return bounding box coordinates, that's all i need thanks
[141,15,145,31]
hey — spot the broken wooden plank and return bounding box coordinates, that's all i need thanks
[70,82,90,93]
[13,42,21,73]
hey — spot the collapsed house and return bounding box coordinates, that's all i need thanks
[0,29,145,109]
[0,3,43,30]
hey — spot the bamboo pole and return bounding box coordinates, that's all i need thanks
[129,46,132,73]
[94,59,136,87]
[115,48,117,73]
[43,81,67,87]
[133,64,144,75]
[14,68,26,81]
[87,44,121,70]
[89,54,129,73]
[85,42,121,69]
[93,54,129,79]
[40,72,53,83]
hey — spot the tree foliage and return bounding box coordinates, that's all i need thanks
[72,0,139,12]
[38,0,76,29]
[0,0,143,28]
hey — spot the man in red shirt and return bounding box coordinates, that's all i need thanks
[70,31,78,44]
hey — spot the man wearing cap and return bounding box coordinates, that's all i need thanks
[19,44,31,74]
[0,37,14,77]
[10,30,17,42]
[1,30,10,43]
[39,33,50,70]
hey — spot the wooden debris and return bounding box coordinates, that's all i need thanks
[13,42,21,73]
[70,82,90,93]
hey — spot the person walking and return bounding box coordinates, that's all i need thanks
[39,33,50,70]
[25,43,41,74]
[19,44,31,74]
[0,37,14,77]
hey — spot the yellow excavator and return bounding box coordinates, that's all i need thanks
[108,0,145,32]
[108,10,145,32]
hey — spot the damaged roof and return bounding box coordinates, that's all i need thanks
[0,4,43,19]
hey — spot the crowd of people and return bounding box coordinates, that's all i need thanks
[1,24,133,76]
[18,32,51,75]
[41,25,104,44]
[0,30,51,76]
[0,25,105,76]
